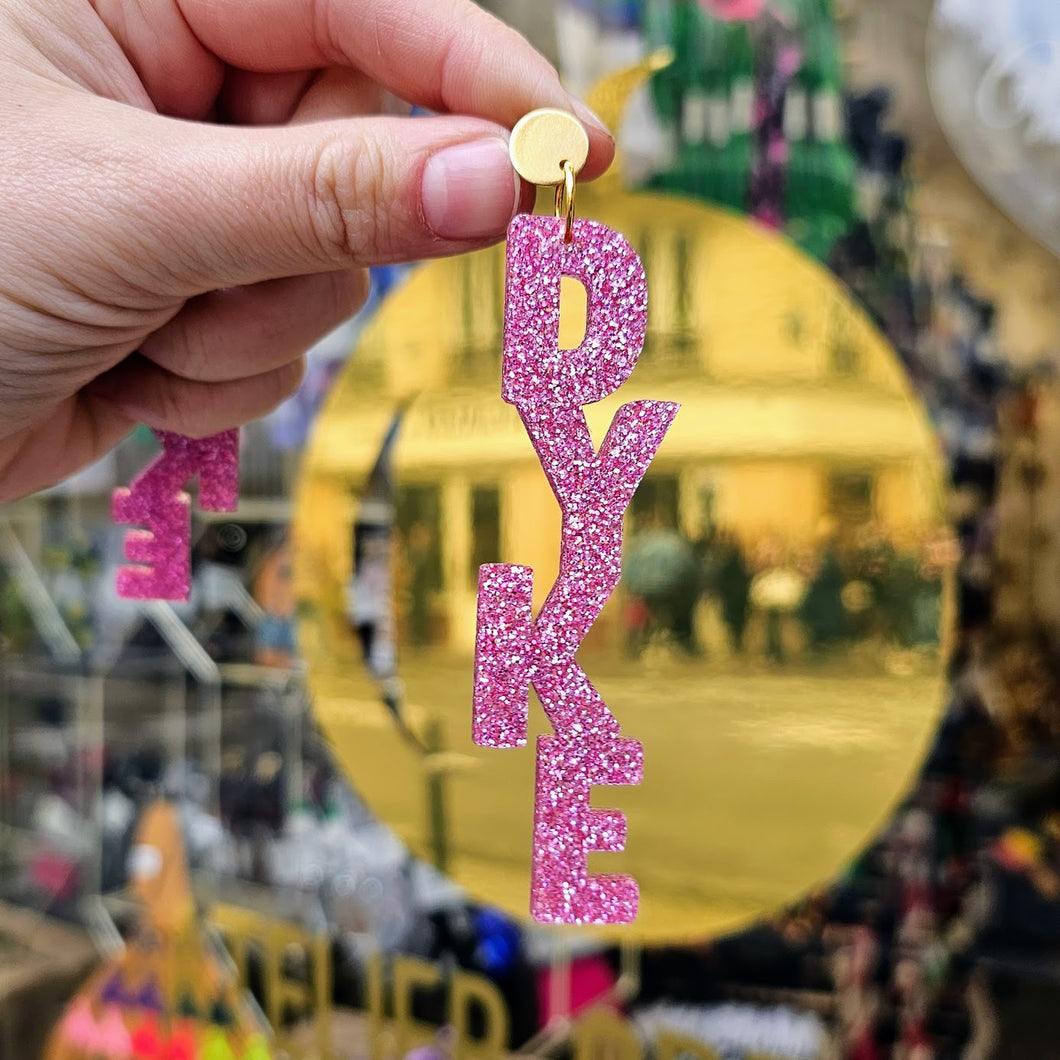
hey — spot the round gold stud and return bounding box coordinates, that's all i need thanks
[509,108,589,187]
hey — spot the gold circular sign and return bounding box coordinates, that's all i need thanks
[293,187,954,942]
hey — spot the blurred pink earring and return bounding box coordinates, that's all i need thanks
[114,429,238,601]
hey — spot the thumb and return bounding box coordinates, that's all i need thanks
[137,113,528,293]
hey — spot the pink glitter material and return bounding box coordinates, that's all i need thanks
[501,215,649,408]
[533,734,644,924]
[113,430,239,601]
[473,563,534,748]
[474,214,679,925]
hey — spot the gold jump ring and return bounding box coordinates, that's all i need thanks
[554,160,576,244]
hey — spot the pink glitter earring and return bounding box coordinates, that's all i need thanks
[114,430,239,601]
[473,111,679,925]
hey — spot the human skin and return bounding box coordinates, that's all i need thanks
[0,0,613,500]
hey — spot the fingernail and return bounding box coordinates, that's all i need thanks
[422,138,519,241]
[568,95,613,141]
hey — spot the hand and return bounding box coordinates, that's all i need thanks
[0,0,613,500]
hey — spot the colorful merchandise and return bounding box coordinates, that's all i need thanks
[44,802,274,1060]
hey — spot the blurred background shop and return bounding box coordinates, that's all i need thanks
[7,1,1060,1058]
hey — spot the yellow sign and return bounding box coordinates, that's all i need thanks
[208,905,820,1058]
[210,906,510,1060]
[294,182,953,942]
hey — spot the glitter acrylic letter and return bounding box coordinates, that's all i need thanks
[474,213,679,925]
[114,430,239,601]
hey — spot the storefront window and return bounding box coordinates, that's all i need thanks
[6,1,1060,1057]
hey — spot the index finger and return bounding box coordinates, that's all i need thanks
[176,0,615,179]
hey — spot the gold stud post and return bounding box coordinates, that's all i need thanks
[510,108,588,243]
[554,160,576,244]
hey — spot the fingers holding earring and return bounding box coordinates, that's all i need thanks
[137,269,369,383]
[88,355,307,438]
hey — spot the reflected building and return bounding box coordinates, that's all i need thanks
[301,190,945,658]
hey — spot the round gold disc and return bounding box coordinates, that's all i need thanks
[293,186,954,943]
[509,108,590,186]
